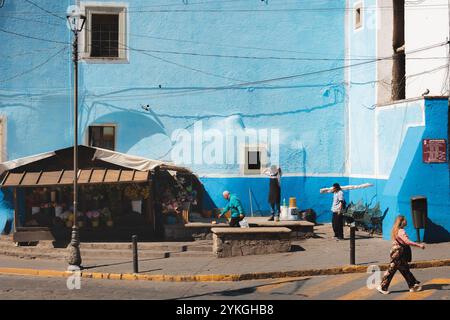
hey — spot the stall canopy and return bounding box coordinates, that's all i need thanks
[0,145,191,187]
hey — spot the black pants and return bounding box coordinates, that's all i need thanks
[332,212,344,239]
[229,216,243,227]
[270,202,280,216]
[380,243,419,290]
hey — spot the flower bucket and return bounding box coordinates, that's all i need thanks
[92,220,100,228]
[106,220,114,228]
[131,200,142,214]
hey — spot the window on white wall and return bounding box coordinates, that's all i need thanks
[242,145,267,175]
[354,3,363,30]
[82,4,127,61]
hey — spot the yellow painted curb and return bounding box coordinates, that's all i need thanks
[0,258,449,282]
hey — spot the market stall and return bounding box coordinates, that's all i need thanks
[0,145,200,243]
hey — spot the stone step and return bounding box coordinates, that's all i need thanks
[168,251,214,258]
[0,241,214,259]
[184,245,213,252]
[79,248,169,259]
[79,242,186,252]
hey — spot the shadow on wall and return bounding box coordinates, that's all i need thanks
[423,218,450,243]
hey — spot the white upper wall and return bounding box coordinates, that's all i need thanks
[405,0,450,98]
[376,0,394,105]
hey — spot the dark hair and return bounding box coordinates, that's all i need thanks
[332,183,341,190]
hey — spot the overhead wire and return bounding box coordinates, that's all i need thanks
[0,47,67,84]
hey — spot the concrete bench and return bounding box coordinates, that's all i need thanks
[165,222,229,241]
[212,227,291,258]
[248,219,315,239]
[166,219,315,241]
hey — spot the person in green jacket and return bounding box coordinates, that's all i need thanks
[219,191,245,227]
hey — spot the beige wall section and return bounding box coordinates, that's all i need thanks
[376,0,394,105]
[0,117,5,163]
[405,0,450,98]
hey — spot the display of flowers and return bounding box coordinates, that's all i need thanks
[124,184,150,200]
[85,210,101,220]
[124,184,141,200]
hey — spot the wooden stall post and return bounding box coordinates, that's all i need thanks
[147,177,155,232]
[13,188,18,233]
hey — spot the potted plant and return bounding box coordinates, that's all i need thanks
[101,208,113,227]
[86,210,100,228]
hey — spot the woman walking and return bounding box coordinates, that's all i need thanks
[263,165,282,221]
[377,215,425,295]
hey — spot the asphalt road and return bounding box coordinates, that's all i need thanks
[0,266,449,300]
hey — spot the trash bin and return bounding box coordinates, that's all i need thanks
[411,196,427,229]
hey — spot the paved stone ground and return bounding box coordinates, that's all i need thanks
[0,267,448,300]
[0,224,449,276]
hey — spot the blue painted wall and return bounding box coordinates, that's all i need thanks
[1,0,348,232]
[1,1,448,241]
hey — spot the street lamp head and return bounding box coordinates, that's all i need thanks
[66,5,86,33]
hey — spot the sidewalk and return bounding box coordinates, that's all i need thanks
[1,224,449,280]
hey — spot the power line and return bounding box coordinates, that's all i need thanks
[0,47,67,84]
[0,27,68,44]
[22,0,66,21]
[2,46,68,59]
[104,40,449,100]
[2,2,450,16]
[114,44,450,62]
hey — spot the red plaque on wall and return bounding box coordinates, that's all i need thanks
[422,139,447,163]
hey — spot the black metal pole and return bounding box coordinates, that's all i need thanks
[350,225,356,265]
[132,235,139,273]
[67,31,82,268]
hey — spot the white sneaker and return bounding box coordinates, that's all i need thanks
[376,286,390,295]
[410,284,422,292]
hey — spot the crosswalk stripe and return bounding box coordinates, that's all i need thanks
[256,277,308,293]
[395,278,450,300]
[337,275,403,300]
[296,273,367,298]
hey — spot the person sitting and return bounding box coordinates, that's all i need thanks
[218,191,245,227]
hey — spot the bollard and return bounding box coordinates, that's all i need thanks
[350,225,356,265]
[132,235,138,274]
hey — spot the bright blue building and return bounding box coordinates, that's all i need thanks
[0,0,448,242]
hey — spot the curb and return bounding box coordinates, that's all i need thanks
[0,259,449,282]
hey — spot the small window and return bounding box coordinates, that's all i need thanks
[242,145,267,175]
[91,14,119,58]
[88,125,116,151]
[247,151,261,170]
[83,5,127,61]
[354,3,363,30]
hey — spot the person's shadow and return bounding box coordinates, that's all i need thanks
[389,282,450,294]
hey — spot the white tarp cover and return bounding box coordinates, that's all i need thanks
[0,146,190,176]
[92,148,167,172]
[0,151,56,176]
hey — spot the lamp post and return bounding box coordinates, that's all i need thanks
[66,6,86,269]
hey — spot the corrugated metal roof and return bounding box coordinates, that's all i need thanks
[1,169,149,187]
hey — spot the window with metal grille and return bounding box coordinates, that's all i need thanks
[88,125,116,151]
[82,5,127,61]
[91,14,119,58]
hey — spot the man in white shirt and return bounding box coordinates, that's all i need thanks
[331,183,345,240]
